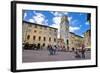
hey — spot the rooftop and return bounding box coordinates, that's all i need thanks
[23,21,58,30]
[69,32,83,38]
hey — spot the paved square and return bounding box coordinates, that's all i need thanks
[22,50,91,63]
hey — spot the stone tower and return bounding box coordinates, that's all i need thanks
[59,16,69,47]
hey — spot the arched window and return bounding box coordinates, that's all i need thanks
[67,40,69,45]
[34,30,37,33]
[43,43,45,47]
[33,36,36,40]
[49,37,51,42]
[27,35,30,40]
[54,38,56,42]
[39,36,41,41]
[44,37,46,41]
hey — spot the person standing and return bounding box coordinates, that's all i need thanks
[47,45,53,55]
[81,44,85,58]
[53,45,57,55]
[75,48,81,58]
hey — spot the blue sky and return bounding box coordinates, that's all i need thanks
[23,10,91,37]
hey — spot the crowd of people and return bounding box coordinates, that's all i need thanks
[48,44,86,59]
[47,45,57,55]
[74,44,86,59]
[47,44,86,59]
[23,43,86,59]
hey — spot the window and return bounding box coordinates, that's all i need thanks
[44,37,46,41]
[33,36,36,40]
[34,30,36,33]
[27,35,30,40]
[43,43,45,47]
[39,36,41,41]
[54,38,56,42]
[49,37,51,42]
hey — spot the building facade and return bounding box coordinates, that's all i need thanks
[84,30,91,49]
[22,21,58,49]
[22,16,91,51]
[69,32,83,51]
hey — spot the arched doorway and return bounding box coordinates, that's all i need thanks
[37,43,40,50]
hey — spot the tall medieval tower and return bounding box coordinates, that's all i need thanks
[59,16,69,47]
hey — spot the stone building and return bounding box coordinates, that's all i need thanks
[68,32,83,51]
[57,16,69,50]
[22,21,58,49]
[84,29,91,50]
[22,16,91,51]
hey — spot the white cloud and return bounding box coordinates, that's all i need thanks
[33,12,45,24]
[85,21,89,25]
[51,11,69,30]
[70,20,78,25]
[50,11,68,17]
[24,12,27,19]
[27,11,49,26]
[50,11,69,29]
[50,24,58,28]
[50,23,60,38]
[51,12,62,16]
[79,13,83,16]
[28,11,49,26]
[63,12,68,15]
[44,19,48,25]
[53,17,61,25]
[80,25,82,27]
[69,26,80,32]
[33,11,36,14]
[50,17,61,29]
[80,34,84,37]
[68,16,72,22]
[50,16,61,38]
[29,19,35,23]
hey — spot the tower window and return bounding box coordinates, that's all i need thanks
[67,40,69,45]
